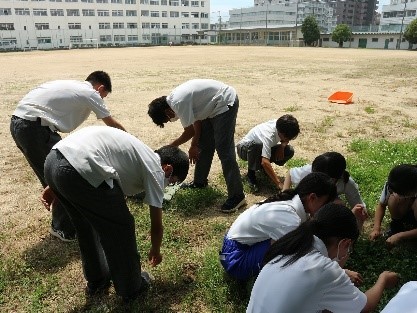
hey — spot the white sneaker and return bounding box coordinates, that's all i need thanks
[49,227,76,242]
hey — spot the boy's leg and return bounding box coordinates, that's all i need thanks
[271,144,295,166]
[193,119,215,186]
[45,150,144,299]
[10,117,75,239]
[211,98,244,203]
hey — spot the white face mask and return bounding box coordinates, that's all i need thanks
[169,114,179,122]
[331,240,351,263]
[164,170,173,188]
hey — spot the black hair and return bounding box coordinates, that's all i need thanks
[258,172,337,206]
[312,151,350,183]
[155,145,189,182]
[148,96,170,128]
[263,203,359,267]
[85,71,112,93]
[388,164,417,196]
[276,115,300,140]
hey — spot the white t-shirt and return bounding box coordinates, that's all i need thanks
[380,281,417,313]
[13,80,110,132]
[379,182,390,204]
[53,126,165,208]
[166,79,237,128]
[226,195,308,245]
[290,164,365,208]
[237,119,280,160]
[247,236,367,313]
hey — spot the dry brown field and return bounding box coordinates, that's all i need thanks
[1,46,416,312]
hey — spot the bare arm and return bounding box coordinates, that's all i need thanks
[170,124,195,147]
[148,205,163,267]
[188,121,202,164]
[283,171,292,190]
[362,271,399,313]
[261,157,283,190]
[102,116,127,132]
[369,203,386,240]
[274,141,288,163]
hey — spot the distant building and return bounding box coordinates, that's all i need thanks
[380,0,417,30]
[0,0,211,50]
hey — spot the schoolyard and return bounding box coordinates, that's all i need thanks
[1,46,417,312]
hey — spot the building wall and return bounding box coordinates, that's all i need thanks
[380,0,417,26]
[229,1,336,33]
[0,0,211,50]
[321,32,416,49]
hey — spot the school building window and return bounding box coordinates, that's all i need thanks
[68,23,81,29]
[114,35,125,41]
[70,36,83,42]
[33,9,48,16]
[100,35,112,42]
[126,10,137,16]
[372,38,378,42]
[112,10,123,16]
[127,22,137,28]
[35,23,49,29]
[113,22,124,29]
[99,22,110,29]
[0,23,14,30]
[15,8,30,15]
[170,11,179,17]
[66,9,80,16]
[169,0,179,6]
[150,0,159,4]
[141,10,149,16]
[128,35,138,41]
[142,22,150,28]
[98,10,110,16]
[151,11,159,17]
[50,9,64,16]
[82,9,95,16]
[37,37,51,43]
[151,22,160,28]
[0,8,12,15]
[125,0,136,3]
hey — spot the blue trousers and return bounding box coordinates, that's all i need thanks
[10,116,75,236]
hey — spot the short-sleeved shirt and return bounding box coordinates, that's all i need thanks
[379,182,390,205]
[53,126,165,208]
[290,164,365,208]
[246,236,367,313]
[380,281,417,313]
[166,79,237,128]
[13,80,110,132]
[237,119,280,160]
[227,195,308,245]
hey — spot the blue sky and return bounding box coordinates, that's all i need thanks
[210,0,253,22]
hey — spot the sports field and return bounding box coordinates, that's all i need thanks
[1,46,417,312]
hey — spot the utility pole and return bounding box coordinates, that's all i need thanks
[397,0,408,49]
[295,0,299,46]
[218,11,222,44]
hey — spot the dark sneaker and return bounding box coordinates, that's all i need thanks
[122,272,153,303]
[49,227,76,242]
[85,281,111,298]
[221,194,246,213]
[180,181,208,189]
[246,174,259,193]
[383,219,404,238]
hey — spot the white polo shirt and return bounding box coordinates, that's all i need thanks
[13,80,110,132]
[166,79,237,128]
[53,126,165,208]
[247,236,367,313]
[380,281,417,313]
[237,119,280,160]
[290,164,365,208]
[226,195,308,245]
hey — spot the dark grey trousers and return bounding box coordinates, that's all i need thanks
[193,96,244,199]
[44,149,144,299]
[10,116,75,236]
[236,141,294,171]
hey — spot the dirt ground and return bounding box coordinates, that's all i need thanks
[0,46,416,309]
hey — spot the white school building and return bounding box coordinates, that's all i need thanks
[0,0,211,50]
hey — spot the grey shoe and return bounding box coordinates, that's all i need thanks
[221,194,247,213]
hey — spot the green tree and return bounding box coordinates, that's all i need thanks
[331,24,353,48]
[404,18,417,48]
[301,16,320,46]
